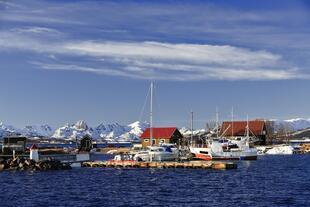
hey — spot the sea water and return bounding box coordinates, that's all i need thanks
[0,155,309,207]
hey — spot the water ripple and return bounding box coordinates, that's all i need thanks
[0,155,310,206]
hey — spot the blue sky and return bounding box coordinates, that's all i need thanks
[1,0,310,128]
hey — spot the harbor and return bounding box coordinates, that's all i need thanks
[1,0,310,206]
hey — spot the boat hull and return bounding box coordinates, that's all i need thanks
[190,147,257,161]
[193,153,212,161]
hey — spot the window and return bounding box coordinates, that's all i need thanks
[160,139,165,143]
[144,139,149,142]
[200,151,208,154]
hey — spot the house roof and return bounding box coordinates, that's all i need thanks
[140,127,179,139]
[221,120,265,137]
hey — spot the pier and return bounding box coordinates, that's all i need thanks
[82,161,237,170]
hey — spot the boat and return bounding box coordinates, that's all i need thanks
[112,81,179,162]
[190,137,257,161]
[190,111,257,160]
[133,144,178,161]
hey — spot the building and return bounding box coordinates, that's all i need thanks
[78,135,93,152]
[220,120,268,145]
[140,127,183,148]
[2,137,27,155]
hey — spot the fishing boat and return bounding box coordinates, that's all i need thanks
[190,137,257,161]
[190,111,257,160]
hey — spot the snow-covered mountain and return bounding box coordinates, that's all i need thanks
[51,120,149,141]
[1,118,310,141]
[117,121,149,142]
[21,124,54,137]
[273,118,310,131]
[0,122,21,137]
[179,127,207,137]
[52,121,92,140]
[94,122,130,140]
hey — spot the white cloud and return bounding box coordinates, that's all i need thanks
[64,41,281,67]
[11,27,61,35]
[0,30,307,81]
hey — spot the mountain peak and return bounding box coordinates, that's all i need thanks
[74,120,88,130]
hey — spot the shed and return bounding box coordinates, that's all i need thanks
[2,137,27,155]
[79,135,93,152]
[220,120,267,145]
[140,127,183,148]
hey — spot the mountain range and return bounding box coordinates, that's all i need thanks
[1,118,310,141]
[0,120,149,142]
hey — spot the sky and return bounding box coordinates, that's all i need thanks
[1,0,310,128]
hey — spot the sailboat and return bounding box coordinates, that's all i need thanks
[190,110,257,161]
[133,81,179,162]
[112,81,178,162]
[134,81,179,161]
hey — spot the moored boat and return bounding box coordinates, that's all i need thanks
[133,145,179,162]
[190,138,257,161]
[190,114,257,161]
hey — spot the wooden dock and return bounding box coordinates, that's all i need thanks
[82,161,237,170]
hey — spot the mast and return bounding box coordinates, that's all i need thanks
[231,107,234,138]
[150,81,154,147]
[216,107,219,138]
[246,115,249,138]
[246,115,250,147]
[190,111,193,147]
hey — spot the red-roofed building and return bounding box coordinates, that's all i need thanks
[140,127,183,148]
[220,120,268,145]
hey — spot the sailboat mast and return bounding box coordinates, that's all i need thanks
[190,111,193,147]
[231,107,234,138]
[246,115,249,138]
[150,81,153,147]
[216,107,219,138]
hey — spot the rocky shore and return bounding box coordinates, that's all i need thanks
[0,157,72,171]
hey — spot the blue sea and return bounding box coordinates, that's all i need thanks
[0,155,310,207]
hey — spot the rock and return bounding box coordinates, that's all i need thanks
[0,164,5,171]
[0,158,5,165]
[0,157,72,172]
[18,163,24,169]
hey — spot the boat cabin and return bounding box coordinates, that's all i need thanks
[140,127,183,148]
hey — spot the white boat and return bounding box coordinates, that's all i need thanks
[190,138,257,160]
[133,145,178,162]
[190,113,257,160]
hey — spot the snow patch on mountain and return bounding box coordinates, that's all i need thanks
[179,127,207,136]
[273,118,310,131]
[21,124,54,137]
[0,122,21,137]
[52,121,92,140]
